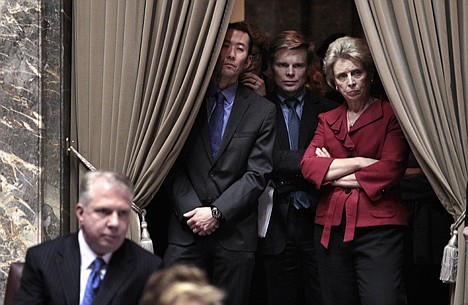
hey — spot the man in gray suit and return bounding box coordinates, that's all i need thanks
[162,22,276,305]
[14,171,161,305]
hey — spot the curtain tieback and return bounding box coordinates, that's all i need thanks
[440,210,465,283]
[67,141,154,254]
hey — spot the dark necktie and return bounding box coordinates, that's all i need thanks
[82,257,104,305]
[285,99,311,209]
[285,98,300,150]
[208,92,225,158]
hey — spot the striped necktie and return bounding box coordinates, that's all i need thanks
[208,92,225,158]
[285,98,300,150]
[82,257,104,305]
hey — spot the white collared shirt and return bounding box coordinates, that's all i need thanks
[78,230,113,305]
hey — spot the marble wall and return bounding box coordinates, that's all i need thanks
[0,0,70,301]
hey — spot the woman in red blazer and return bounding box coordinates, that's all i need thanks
[301,37,409,305]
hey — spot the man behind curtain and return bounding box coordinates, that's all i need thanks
[162,22,276,305]
[14,171,162,305]
[257,30,338,305]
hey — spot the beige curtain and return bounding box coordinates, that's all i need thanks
[354,0,468,304]
[71,0,235,238]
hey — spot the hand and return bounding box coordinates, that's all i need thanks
[463,226,468,241]
[315,147,331,158]
[184,207,220,236]
[332,173,360,188]
[241,72,266,96]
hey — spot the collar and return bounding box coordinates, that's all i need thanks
[277,88,306,106]
[207,81,238,104]
[78,230,113,270]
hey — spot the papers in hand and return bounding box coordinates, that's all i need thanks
[258,183,274,238]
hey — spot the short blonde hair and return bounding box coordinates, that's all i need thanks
[159,282,225,305]
[140,264,214,305]
[323,36,374,88]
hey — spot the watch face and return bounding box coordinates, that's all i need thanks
[212,207,221,220]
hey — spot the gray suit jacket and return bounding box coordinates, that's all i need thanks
[13,233,161,305]
[166,85,276,251]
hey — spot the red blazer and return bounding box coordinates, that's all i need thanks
[301,99,409,248]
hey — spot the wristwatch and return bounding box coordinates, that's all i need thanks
[211,206,223,221]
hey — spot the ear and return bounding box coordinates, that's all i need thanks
[76,202,85,223]
[244,54,253,71]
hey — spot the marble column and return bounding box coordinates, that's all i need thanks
[0,0,71,301]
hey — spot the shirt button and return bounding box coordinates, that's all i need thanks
[209,172,215,177]
[345,188,351,194]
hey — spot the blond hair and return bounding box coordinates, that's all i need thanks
[323,36,374,88]
[158,282,225,305]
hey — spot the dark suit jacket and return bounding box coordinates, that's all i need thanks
[166,85,276,252]
[13,233,162,305]
[258,90,338,255]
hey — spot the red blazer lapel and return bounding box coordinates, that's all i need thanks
[348,100,383,132]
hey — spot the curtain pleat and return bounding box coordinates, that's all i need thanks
[124,0,235,205]
[354,0,468,303]
[72,0,235,239]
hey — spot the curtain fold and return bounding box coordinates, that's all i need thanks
[72,0,235,239]
[354,1,467,303]
[123,0,235,205]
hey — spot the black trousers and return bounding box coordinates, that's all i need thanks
[163,236,255,305]
[315,221,407,305]
[261,206,322,305]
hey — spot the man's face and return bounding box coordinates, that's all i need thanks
[76,178,131,255]
[272,48,309,97]
[216,28,251,87]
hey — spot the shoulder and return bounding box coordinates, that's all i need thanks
[237,85,275,111]
[265,93,279,104]
[27,233,77,256]
[305,90,340,110]
[318,103,346,120]
[22,234,78,272]
[378,98,395,112]
[372,98,397,121]
[121,239,162,266]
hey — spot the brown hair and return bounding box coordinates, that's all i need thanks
[268,30,313,66]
